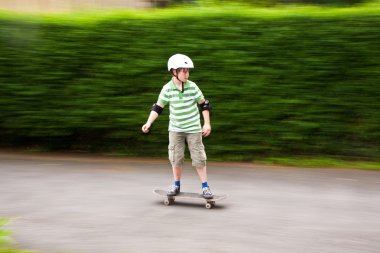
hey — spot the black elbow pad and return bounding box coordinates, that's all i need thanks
[151,103,164,115]
[199,99,211,112]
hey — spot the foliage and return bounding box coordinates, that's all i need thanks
[0,219,35,253]
[0,219,12,246]
[0,5,379,161]
[193,0,368,6]
[258,157,380,170]
[0,218,15,252]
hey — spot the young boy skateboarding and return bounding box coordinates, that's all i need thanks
[142,54,213,199]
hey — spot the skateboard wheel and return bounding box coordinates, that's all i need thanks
[164,199,175,206]
[205,203,213,209]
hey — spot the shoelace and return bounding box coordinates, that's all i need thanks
[168,185,178,192]
[203,187,212,195]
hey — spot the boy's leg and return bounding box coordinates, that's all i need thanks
[186,132,207,167]
[169,131,186,174]
[186,132,207,179]
[167,132,186,196]
[195,166,208,183]
[172,166,182,182]
[187,133,213,198]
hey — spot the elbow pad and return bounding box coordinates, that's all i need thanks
[199,99,211,112]
[151,103,164,115]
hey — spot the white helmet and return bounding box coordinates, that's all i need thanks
[167,54,194,71]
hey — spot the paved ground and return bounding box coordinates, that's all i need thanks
[1,152,380,253]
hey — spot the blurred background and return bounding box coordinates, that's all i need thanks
[0,0,151,11]
[0,0,369,12]
[0,0,379,162]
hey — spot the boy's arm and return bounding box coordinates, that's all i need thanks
[198,99,211,137]
[142,103,165,133]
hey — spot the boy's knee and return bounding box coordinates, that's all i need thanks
[191,143,207,167]
[192,160,206,168]
[168,144,184,167]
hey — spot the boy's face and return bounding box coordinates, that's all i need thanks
[176,68,190,81]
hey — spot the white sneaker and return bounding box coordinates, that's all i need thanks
[167,185,180,196]
[202,186,213,199]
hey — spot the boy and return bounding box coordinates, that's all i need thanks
[141,54,213,199]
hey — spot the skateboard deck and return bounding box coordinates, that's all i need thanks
[153,189,227,209]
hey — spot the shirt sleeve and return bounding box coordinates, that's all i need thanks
[194,84,204,102]
[157,87,169,106]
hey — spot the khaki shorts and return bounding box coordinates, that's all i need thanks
[168,131,207,168]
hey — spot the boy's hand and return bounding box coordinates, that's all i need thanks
[142,123,151,134]
[202,123,211,137]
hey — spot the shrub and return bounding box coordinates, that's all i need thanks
[0,6,379,160]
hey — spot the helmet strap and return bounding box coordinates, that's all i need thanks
[173,69,185,93]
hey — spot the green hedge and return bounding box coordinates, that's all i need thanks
[1,6,380,160]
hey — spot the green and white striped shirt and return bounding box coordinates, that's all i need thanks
[157,80,204,133]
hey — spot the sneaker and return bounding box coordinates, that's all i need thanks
[202,186,214,199]
[167,185,180,196]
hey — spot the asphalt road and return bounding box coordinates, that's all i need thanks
[1,152,380,253]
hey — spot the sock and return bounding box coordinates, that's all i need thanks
[202,182,208,188]
[174,181,181,187]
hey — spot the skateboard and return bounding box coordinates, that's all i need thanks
[153,189,227,209]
